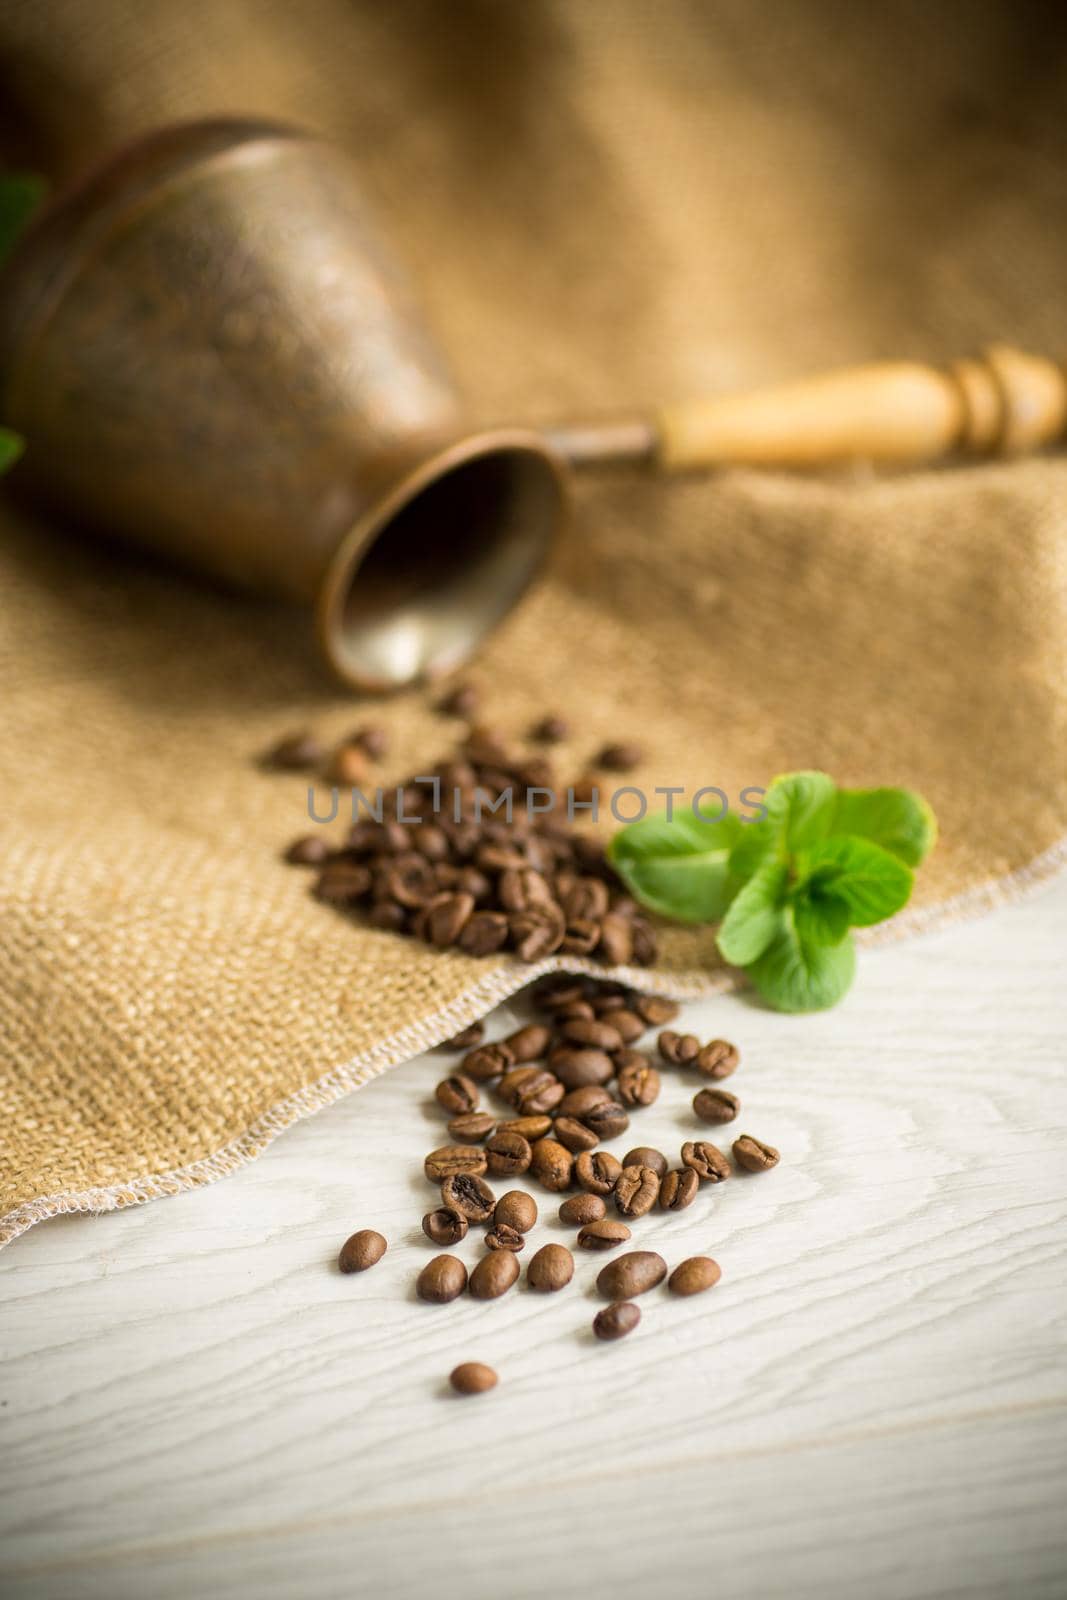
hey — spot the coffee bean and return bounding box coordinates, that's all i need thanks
[557,1085,613,1121]
[658,1030,701,1066]
[494,1115,552,1142]
[575,1150,622,1195]
[595,742,643,771]
[338,1229,387,1273]
[462,1041,515,1082]
[527,1243,574,1292]
[384,855,437,908]
[517,1069,565,1116]
[596,1250,667,1299]
[681,1141,732,1183]
[417,1254,468,1303]
[422,1207,468,1246]
[597,913,634,966]
[529,1138,574,1192]
[435,1073,480,1116]
[437,682,480,718]
[559,1193,606,1226]
[669,1256,722,1296]
[577,1219,632,1250]
[368,902,406,932]
[531,976,588,1012]
[549,1046,613,1089]
[733,1134,780,1172]
[553,1116,600,1154]
[530,714,569,742]
[561,878,610,922]
[617,1058,661,1108]
[582,1101,629,1141]
[483,1224,526,1255]
[423,891,476,947]
[446,1112,497,1143]
[559,1018,624,1052]
[697,1039,740,1080]
[314,861,372,905]
[285,834,332,866]
[458,910,510,956]
[424,1145,488,1182]
[349,724,389,760]
[440,1172,496,1221]
[504,1024,552,1062]
[450,1360,498,1395]
[609,1009,647,1044]
[510,905,566,961]
[693,1087,741,1124]
[265,730,324,771]
[494,1190,538,1233]
[593,1301,641,1341]
[484,1130,532,1176]
[413,823,451,862]
[659,1167,699,1210]
[633,994,679,1026]
[331,743,371,787]
[623,1146,668,1179]
[614,1165,661,1218]
[499,1065,543,1108]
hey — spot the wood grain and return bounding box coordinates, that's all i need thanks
[2,880,1066,1598]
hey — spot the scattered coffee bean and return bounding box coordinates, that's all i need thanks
[435,1072,480,1116]
[577,1219,632,1250]
[284,834,331,866]
[669,1257,722,1296]
[617,1058,661,1108]
[610,1010,647,1044]
[530,714,569,742]
[417,1254,468,1303]
[681,1140,732,1183]
[596,742,643,771]
[331,744,371,787]
[593,1301,641,1341]
[559,1017,624,1052]
[633,994,680,1026]
[440,1172,496,1222]
[494,1190,537,1233]
[596,1250,667,1299]
[553,1115,601,1154]
[551,1047,615,1089]
[450,1361,498,1394]
[575,1150,623,1195]
[697,1039,740,1079]
[529,1138,574,1192]
[557,1084,612,1120]
[504,1023,552,1062]
[265,730,323,771]
[424,1145,487,1182]
[623,1146,668,1178]
[733,1134,780,1172]
[614,1165,661,1218]
[484,1128,533,1175]
[314,861,372,905]
[338,1229,387,1273]
[462,1041,515,1082]
[439,1020,485,1051]
[693,1087,741,1124]
[582,1100,630,1141]
[437,682,480,718]
[447,1111,497,1143]
[527,1243,575,1292]
[423,890,476,947]
[482,1224,526,1257]
[658,1030,701,1066]
[422,1207,468,1246]
[494,1115,552,1142]
[458,910,510,956]
[559,1193,606,1226]
[659,1167,699,1210]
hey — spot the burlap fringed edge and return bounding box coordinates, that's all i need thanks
[3,833,1066,1250]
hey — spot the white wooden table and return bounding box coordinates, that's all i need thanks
[3,880,1066,1600]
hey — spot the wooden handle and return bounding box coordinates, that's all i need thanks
[654,345,1067,471]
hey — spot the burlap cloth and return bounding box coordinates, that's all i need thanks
[2,0,1066,1247]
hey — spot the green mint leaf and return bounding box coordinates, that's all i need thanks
[728,817,779,880]
[608,808,745,923]
[0,174,45,265]
[0,427,24,474]
[792,886,851,946]
[765,771,837,849]
[716,861,788,965]
[747,912,857,1012]
[802,835,914,926]
[831,785,937,867]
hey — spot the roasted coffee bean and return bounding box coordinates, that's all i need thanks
[697,1038,740,1079]
[463,723,510,767]
[504,1023,552,1062]
[596,1250,667,1299]
[530,713,569,742]
[575,1150,623,1195]
[349,724,389,760]
[557,1084,612,1120]
[447,1111,497,1143]
[437,682,480,718]
[494,1115,552,1142]
[527,1243,574,1292]
[659,1167,699,1211]
[597,912,634,966]
[556,999,596,1022]
[559,1192,606,1226]
[440,1171,496,1222]
[338,1229,387,1273]
[550,1048,615,1090]
[669,1256,722,1296]
[561,877,610,922]
[424,1145,488,1182]
[582,1100,630,1141]
[609,1009,647,1044]
[681,1140,732,1183]
[614,1165,661,1218]
[411,823,450,863]
[266,730,324,771]
[529,1137,574,1191]
[623,1146,668,1179]
[499,1065,543,1107]
[450,1360,498,1394]
[462,1041,515,1082]
[531,977,589,1011]
[422,1207,468,1246]
[470,1249,521,1301]
[368,901,407,932]
[617,1058,661,1108]
[483,1223,525,1254]
[517,1070,565,1116]
[552,1115,600,1154]
[593,1301,641,1341]
[559,1017,624,1052]
[733,1134,780,1172]
[417,1254,468,1303]
[456,866,493,903]
[560,920,602,956]
[630,919,658,968]
[577,1219,632,1250]
[494,1190,537,1233]
[596,741,643,771]
[285,834,331,866]
[314,861,373,905]
[658,1029,702,1066]
[458,910,510,956]
[499,867,556,915]
[434,1072,480,1115]
[633,994,680,1026]
[384,855,438,908]
[484,1130,532,1176]
[693,1087,741,1124]
[510,905,566,961]
[331,743,370,786]
[423,891,475,947]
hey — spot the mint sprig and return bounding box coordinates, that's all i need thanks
[608,771,936,1012]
